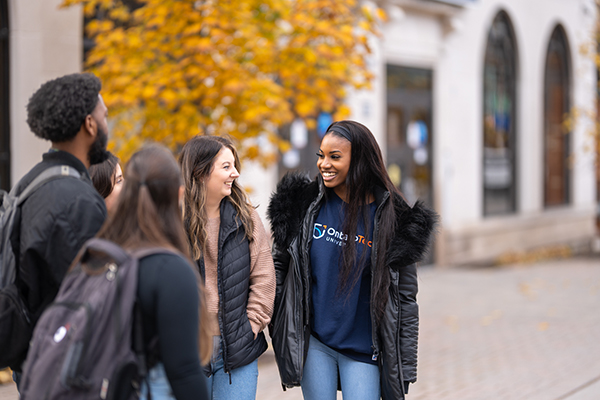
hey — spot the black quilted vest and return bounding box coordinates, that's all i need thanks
[197,199,268,374]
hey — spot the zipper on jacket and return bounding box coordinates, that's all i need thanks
[288,247,304,375]
[216,219,238,377]
[369,191,389,359]
[3,285,31,324]
[216,236,228,375]
[302,187,324,324]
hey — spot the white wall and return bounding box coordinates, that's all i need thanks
[437,0,596,227]
[9,0,82,184]
[348,0,597,263]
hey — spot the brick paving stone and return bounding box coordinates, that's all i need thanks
[411,257,600,400]
[1,256,598,400]
[0,384,15,400]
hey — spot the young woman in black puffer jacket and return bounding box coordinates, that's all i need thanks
[268,120,438,400]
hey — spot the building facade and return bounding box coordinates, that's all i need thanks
[2,0,597,265]
[265,0,598,265]
[0,0,82,190]
[346,0,598,264]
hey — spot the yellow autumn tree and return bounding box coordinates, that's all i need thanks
[61,0,385,163]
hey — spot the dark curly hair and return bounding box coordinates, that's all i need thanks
[26,73,102,143]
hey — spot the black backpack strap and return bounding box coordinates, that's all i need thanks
[131,247,182,260]
[14,165,82,206]
[1,166,82,291]
[78,238,130,267]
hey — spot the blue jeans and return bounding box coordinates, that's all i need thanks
[140,363,175,400]
[301,335,381,400]
[206,339,258,400]
[13,371,21,391]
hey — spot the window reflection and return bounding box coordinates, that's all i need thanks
[483,12,518,216]
[544,26,571,207]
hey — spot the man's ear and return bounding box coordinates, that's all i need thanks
[83,114,96,137]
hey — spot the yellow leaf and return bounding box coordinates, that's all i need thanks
[63,0,380,165]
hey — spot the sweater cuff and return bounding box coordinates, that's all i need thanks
[249,319,260,339]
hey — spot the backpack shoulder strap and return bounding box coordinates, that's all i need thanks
[79,238,130,266]
[14,165,82,206]
[131,247,183,261]
[78,240,183,266]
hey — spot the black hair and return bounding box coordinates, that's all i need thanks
[26,73,102,143]
[322,120,401,320]
[89,152,120,198]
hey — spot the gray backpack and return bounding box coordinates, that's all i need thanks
[0,165,81,369]
[19,238,172,400]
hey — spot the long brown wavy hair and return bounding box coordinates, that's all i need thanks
[178,135,254,260]
[94,145,212,364]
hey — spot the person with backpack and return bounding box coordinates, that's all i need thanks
[0,73,109,382]
[178,135,275,400]
[19,145,212,399]
[267,120,438,400]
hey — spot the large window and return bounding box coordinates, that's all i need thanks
[483,11,518,216]
[386,65,434,208]
[544,26,571,207]
[0,0,9,190]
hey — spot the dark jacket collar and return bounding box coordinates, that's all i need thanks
[42,150,90,178]
[218,197,240,236]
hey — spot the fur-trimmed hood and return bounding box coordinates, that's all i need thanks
[267,172,319,250]
[267,172,438,267]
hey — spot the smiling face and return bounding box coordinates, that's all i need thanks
[317,133,352,201]
[205,147,240,205]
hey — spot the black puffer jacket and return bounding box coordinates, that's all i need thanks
[267,173,437,400]
[11,150,107,370]
[197,199,268,374]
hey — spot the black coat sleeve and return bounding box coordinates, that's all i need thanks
[53,192,106,282]
[269,240,290,330]
[397,262,419,383]
[20,191,106,321]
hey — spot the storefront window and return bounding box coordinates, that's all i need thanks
[544,26,571,207]
[386,65,433,208]
[483,11,518,216]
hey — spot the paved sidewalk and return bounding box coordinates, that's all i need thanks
[2,256,599,399]
[411,256,600,400]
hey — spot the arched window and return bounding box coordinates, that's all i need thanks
[483,11,518,216]
[544,26,571,207]
[0,0,9,190]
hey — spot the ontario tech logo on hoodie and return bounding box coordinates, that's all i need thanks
[313,223,372,248]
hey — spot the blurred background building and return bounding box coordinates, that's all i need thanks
[0,0,598,266]
[0,0,83,188]
[271,0,599,265]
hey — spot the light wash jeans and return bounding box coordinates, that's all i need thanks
[206,337,258,400]
[140,362,175,400]
[301,335,381,400]
[12,371,21,391]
